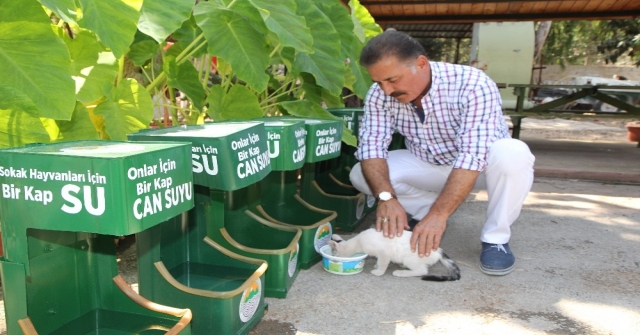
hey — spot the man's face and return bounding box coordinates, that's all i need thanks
[366,55,430,104]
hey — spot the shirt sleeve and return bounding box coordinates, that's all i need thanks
[452,72,507,171]
[355,85,396,161]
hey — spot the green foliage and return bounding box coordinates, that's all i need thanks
[2,0,380,147]
[596,20,640,66]
[541,19,640,67]
[541,21,599,67]
[417,38,471,64]
[0,0,75,120]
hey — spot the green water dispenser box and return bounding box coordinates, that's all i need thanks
[248,117,338,269]
[0,141,193,235]
[128,122,271,191]
[252,118,307,171]
[0,141,194,335]
[278,114,370,232]
[271,117,343,163]
[131,122,301,300]
[327,108,362,171]
[327,108,363,134]
[0,140,194,238]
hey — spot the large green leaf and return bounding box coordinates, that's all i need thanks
[138,0,193,43]
[206,85,263,121]
[128,31,160,66]
[0,1,75,120]
[0,87,57,148]
[40,0,80,23]
[173,15,201,44]
[300,73,344,109]
[294,0,344,96]
[249,0,313,53]
[194,2,270,92]
[167,17,208,60]
[280,100,339,119]
[349,0,382,41]
[63,29,118,104]
[56,102,100,141]
[280,100,356,146]
[218,0,268,35]
[347,38,372,99]
[164,56,206,111]
[77,0,143,58]
[94,78,153,140]
[316,0,354,61]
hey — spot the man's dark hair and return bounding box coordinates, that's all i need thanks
[359,30,427,68]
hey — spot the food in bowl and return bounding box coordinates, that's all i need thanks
[319,244,367,275]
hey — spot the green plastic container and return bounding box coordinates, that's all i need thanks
[137,205,268,335]
[129,123,272,191]
[256,171,335,269]
[129,122,302,299]
[248,117,337,269]
[277,116,371,231]
[257,118,308,171]
[206,186,300,298]
[327,108,363,169]
[0,140,194,335]
[273,117,343,163]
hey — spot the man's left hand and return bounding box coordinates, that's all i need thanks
[410,215,447,257]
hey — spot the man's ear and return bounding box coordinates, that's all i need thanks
[415,55,429,71]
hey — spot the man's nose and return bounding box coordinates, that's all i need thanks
[379,82,393,96]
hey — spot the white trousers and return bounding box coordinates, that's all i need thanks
[349,138,535,244]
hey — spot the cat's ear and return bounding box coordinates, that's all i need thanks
[328,240,340,251]
[331,234,344,242]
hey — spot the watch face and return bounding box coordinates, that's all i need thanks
[378,192,393,201]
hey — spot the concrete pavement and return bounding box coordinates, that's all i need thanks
[255,178,640,335]
[252,119,640,335]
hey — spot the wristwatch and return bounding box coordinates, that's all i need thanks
[377,191,396,201]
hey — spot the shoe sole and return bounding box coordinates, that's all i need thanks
[479,263,515,276]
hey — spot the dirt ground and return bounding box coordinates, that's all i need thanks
[0,116,638,335]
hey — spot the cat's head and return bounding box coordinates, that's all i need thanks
[328,234,358,257]
[328,240,345,256]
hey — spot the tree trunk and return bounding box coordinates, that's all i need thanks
[534,21,552,65]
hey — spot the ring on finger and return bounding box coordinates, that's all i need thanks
[381,217,389,223]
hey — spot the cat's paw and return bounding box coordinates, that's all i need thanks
[371,269,385,276]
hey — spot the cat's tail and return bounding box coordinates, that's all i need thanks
[421,252,461,282]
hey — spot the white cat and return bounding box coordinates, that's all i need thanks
[329,228,460,281]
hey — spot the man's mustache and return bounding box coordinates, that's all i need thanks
[390,91,406,98]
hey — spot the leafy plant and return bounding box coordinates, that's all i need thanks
[0,0,382,148]
[595,20,640,66]
[541,19,640,68]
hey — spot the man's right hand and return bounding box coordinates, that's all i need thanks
[376,198,410,238]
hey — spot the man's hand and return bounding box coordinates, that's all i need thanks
[410,215,447,257]
[376,198,410,238]
[408,168,479,257]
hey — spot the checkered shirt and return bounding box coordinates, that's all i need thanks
[355,61,511,171]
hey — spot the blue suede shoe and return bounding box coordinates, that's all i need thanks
[480,242,515,275]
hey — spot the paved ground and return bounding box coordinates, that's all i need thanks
[251,118,640,335]
[255,177,640,335]
[1,118,639,335]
